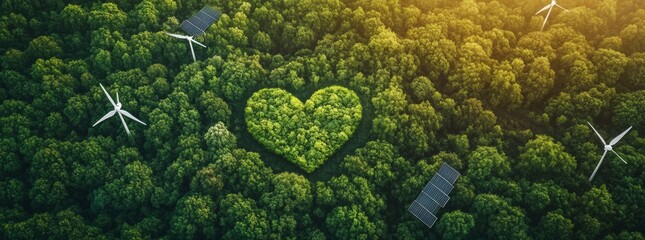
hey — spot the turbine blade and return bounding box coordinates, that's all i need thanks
[555,4,568,11]
[535,4,551,15]
[99,83,116,107]
[611,150,628,164]
[165,32,190,39]
[117,112,131,135]
[93,110,116,127]
[191,39,207,48]
[120,110,146,126]
[189,39,196,62]
[587,122,607,146]
[541,6,553,31]
[116,92,119,104]
[609,126,632,146]
[589,151,607,181]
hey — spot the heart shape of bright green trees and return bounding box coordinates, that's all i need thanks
[245,86,362,172]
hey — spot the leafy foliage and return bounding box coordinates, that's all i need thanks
[1,0,644,239]
[245,86,361,172]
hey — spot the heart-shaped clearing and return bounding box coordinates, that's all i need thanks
[245,86,362,173]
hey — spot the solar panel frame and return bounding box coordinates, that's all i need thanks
[415,191,440,214]
[438,163,460,185]
[193,14,212,29]
[180,21,203,36]
[423,182,450,207]
[429,174,454,195]
[408,162,461,229]
[423,180,445,195]
[408,200,438,228]
[193,17,210,30]
[180,6,221,36]
[196,8,220,23]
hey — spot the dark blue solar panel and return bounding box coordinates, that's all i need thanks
[416,192,440,214]
[423,182,450,207]
[180,21,204,36]
[438,163,460,185]
[180,6,221,36]
[429,174,454,194]
[408,201,438,228]
[196,8,220,23]
[409,162,460,229]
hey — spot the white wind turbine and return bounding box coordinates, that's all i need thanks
[587,122,632,182]
[165,32,207,62]
[535,0,569,31]
[93,83,146,135]
[166,6,221,62]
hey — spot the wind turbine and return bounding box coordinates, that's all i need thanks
[93,83,146,135]
[587,122,632,182]
[165,32,206,62]
[535,0,569,31]
[166,6,221,62]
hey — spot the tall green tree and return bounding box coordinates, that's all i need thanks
[517,135,577,181]
[171,194,217,239]
[436,210,475,240]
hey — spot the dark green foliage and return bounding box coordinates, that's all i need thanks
[341,140,411,192]
[219,193,269,239]
[613,90,645,133]
[89,3,127,31]
[2,0,645,239]
[466,146,511,184]
[436,210,475,240]
[170,194,217,239]
[517,135,577,181]
[536,211,574,240]
[325,205,384,240]
[472,194,530,240]
[91,161,156,212]
[261,172,312,213]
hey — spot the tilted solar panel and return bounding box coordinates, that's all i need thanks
[180,21,204,36]
[416,191,440,214]
[408,201,438,228]
[196,7,221,23]
[180,6,221,36]
[409,162,460,229]
[438,162,460,185]
[429,174,454,194]
[423,182,450,207]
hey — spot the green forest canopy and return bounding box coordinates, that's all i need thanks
[1,0,645,239]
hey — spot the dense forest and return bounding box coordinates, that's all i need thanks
[1,0,645,239]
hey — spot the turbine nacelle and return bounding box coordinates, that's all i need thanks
[535,0,569,31]
[165,32,207,62]
[587,122,632,181]
[115,92,122,110]
[93,83,146,136]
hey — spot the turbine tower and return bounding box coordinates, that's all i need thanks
[535,0,569,31]
[93,83,146,135]
[587,122,632,182]
[166,6,221,62]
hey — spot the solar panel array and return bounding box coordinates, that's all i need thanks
[180,6,221,36]
[408,201,437,228]
[408,162,460,229]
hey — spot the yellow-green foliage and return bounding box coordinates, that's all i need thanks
[245,86,362,172]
